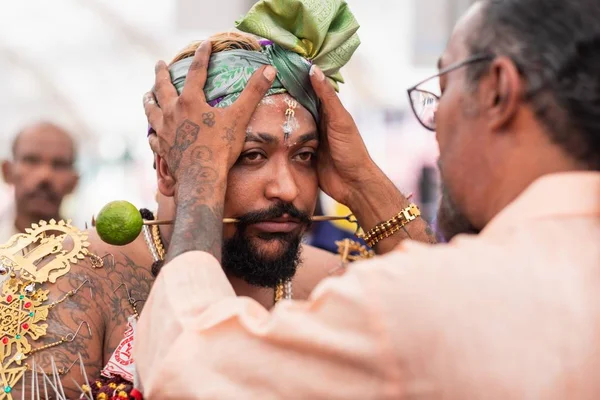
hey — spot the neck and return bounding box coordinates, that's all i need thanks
[227,274,275,308]
[483,147,586,227]
[156,207,276,309]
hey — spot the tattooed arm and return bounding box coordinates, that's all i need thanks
[12,230,154,399]
[13,252,108,399]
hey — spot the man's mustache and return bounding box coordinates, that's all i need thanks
[236,202,311,227]
[27,182,59,203]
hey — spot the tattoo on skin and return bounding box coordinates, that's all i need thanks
[168,120,201,172]
[168,138,225,262]
[186,165,218,183]
[425,225,437,244]
[26,245,155,398]
[168,202,224,262]
[191,146,213,162]
[202,112,216,127]
[222,126,235,144]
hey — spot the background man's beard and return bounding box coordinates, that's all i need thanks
[436,186,479,241]
[222,201,311,288]
[222,231,302,288]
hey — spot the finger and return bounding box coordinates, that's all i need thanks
[153,60,177,107]
[143,92,164,132]
[232,65,276,124]
[309,65,347,118]
[148,134,161,155]
[180,40,211,103]
[148,133,170,160]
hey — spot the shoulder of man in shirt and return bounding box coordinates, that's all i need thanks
[334,216,600,398]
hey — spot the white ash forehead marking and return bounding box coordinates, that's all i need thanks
[259,96,276,106]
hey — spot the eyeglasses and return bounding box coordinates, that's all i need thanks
[407,54,494,131]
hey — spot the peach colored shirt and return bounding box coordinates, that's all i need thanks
[135,172,600,399]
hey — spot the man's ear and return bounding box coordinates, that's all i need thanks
[2,160,13,185]
[156,154,176,197]
[480,56,522,132]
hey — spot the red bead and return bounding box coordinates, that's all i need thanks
[6,295,12,302]
[1,337,8,345]
[21,323,29,330]
[130,389,143,400]
[24,302,31,309]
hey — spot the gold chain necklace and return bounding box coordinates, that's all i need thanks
[144,222,292,303]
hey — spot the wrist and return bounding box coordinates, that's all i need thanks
[346,166,410,232]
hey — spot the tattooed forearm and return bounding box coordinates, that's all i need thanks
[167,140,226,262]
[168,202,224,263]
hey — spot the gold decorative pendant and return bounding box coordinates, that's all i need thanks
[0,220,97,398]
[0,278,50,365]
[336,239,375,265]
[0,220,90,283]
[0,354,26,399]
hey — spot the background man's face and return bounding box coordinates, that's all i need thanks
[3,124,78,219]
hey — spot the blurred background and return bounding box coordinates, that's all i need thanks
[0,0,475,231]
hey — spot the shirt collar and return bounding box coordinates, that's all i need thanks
[482,171,600,235]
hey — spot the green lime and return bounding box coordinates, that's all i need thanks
[96,201,143,246]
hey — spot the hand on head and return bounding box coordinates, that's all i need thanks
[308,65,380,206]
[144,40,276,191]
[144,40,383,213]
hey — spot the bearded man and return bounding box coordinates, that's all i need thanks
[137,0,600,398]
[6,1,434,398]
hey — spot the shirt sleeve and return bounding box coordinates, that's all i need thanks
[134,251,403,399]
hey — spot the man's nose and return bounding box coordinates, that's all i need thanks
[264,164,300,204]
[30,163,54,187]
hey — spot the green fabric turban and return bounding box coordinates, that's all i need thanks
[168,0,360,122]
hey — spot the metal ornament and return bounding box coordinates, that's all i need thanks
[0,220,91,284]
[0,278,50,365]
[0,354,26,399]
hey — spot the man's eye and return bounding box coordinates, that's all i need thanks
[21,156,41,165]
[241,152,266,163]
[293,151,315,162]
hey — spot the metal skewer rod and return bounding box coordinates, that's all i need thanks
[141,214,355,226]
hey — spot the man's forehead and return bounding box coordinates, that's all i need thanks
[14,125,74,159]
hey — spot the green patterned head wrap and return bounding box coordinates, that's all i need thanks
[168,0,360,122]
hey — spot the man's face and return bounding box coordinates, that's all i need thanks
[221,94,318,287]
[4,124,77,219]
[434,3,487,238]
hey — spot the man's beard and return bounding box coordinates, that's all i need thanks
[436,185,479,241]
[222,202,311,288]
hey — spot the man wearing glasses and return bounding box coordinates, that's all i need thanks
[136,0,600,398]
